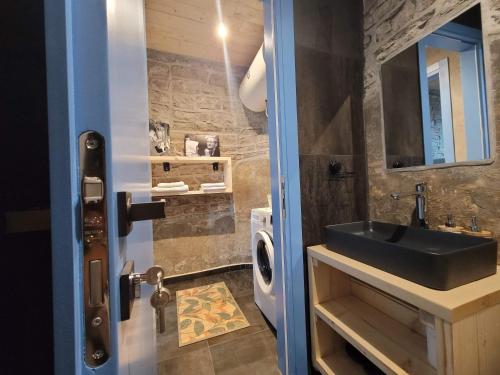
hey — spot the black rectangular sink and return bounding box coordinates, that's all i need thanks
[325,221,497,290]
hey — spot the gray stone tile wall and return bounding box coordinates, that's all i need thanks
[148,50,270,276]
[294,0,368,247]
[364,0,500,257]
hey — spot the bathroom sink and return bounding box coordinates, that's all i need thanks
[324,221,497,290]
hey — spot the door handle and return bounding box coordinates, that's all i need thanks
[117,191,165,237]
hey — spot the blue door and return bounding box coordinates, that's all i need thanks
[264,0,309,374]
[45,0,156,374]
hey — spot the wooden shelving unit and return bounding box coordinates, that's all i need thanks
[150,156,231,165]
[308,244,500,375]
[315,298,434,375]
[150,156,232,196]
[314,318,367,375]
[151,189,230,197]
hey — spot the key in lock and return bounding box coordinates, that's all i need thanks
[150,287,171,334]
[129,265,170,333]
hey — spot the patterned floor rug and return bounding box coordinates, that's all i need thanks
[176,281,250,347]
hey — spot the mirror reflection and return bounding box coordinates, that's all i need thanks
[381,5,490,169]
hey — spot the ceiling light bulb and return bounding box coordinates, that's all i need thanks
[217,23,228,39]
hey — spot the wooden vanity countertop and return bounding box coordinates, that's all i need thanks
[308,244,500,322]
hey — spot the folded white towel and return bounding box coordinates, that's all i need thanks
[157,181,185,188]
[200,182,226,188]
[152,185,189,193]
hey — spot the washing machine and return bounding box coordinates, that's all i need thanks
[251,207,276,328]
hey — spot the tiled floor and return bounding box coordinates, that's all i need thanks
[157,269,281,375]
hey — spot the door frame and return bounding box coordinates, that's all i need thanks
[425,58,456,163]
[264,0,309,373]
[46,0,309,373]
[418,21,489,165]
[45,0,81,372]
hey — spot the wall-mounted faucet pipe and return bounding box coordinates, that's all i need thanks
[391,182,428,229]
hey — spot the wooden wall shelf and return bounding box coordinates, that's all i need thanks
[150,156,232,196]
[151,190,231,198]
[150,156,231,164]
[308,244,500,375]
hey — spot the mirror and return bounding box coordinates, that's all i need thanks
[381,5,490,170]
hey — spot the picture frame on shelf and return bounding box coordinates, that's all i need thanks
[149,119,171,156]
[184,134,221,157]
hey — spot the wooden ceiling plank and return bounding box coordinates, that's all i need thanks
[231,2,263,25]
[232,0,263,12]
[146,0,212,23]
[147,31,251,67]
[146,25,258,62]
[145,0,263,67]
[146,10,262,50]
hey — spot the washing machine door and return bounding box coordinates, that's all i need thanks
[254,230,274,295]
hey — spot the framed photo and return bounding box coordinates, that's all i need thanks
[184,134,221,157]
[149,120,171,156]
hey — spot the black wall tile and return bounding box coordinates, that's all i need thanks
[294,0,367,247]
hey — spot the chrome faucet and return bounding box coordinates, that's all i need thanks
[391,182,428,229]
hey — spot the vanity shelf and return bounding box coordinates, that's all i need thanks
[313,318,367,375]
[308,244,500,375]
[150,156,232,196]
[315,297,433,375]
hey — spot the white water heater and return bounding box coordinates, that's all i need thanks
[239,44,267,112]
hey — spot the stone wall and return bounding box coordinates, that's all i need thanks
[363,0,500,254]
[148,50,270,276]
